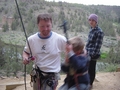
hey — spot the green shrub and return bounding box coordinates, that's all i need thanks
[101,52,108,59]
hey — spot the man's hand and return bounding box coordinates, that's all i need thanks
[66,43,73,53]
[22,51,29,65]
[23,56,29,64]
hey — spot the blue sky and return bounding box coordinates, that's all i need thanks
[46,0,120,6]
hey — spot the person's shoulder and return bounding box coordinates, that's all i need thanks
[95,27,104,36]
[28,32,38,40]
[97,27,103,32]
[79,55,91,61]
[78,55,86,60]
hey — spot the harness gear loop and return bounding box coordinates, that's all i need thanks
[30,68,37,87]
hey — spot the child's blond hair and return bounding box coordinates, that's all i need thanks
[69,36,85,52]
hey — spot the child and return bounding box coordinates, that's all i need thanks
[59,36,90,90]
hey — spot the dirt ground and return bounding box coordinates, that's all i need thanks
[0,72,120,90]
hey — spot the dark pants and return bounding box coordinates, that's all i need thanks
[88,60,97,85]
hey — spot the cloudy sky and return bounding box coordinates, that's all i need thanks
[46,0,120,6]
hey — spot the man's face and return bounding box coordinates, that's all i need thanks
[38,20,52,37]
[89,19,97,28]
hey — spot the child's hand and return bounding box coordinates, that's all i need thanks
[66,44,73,53]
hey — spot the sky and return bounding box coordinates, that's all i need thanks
[46,0,120,6]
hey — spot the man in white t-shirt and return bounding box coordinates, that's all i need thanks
[22,13,66,90]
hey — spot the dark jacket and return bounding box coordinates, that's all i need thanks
[61,54,90,88]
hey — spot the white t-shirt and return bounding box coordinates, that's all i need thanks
[24,31,66,73]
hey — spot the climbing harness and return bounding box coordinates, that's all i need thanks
[30,66,58,90]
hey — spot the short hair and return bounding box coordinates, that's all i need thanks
[69,36,85,52]
[37,13,52,24]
